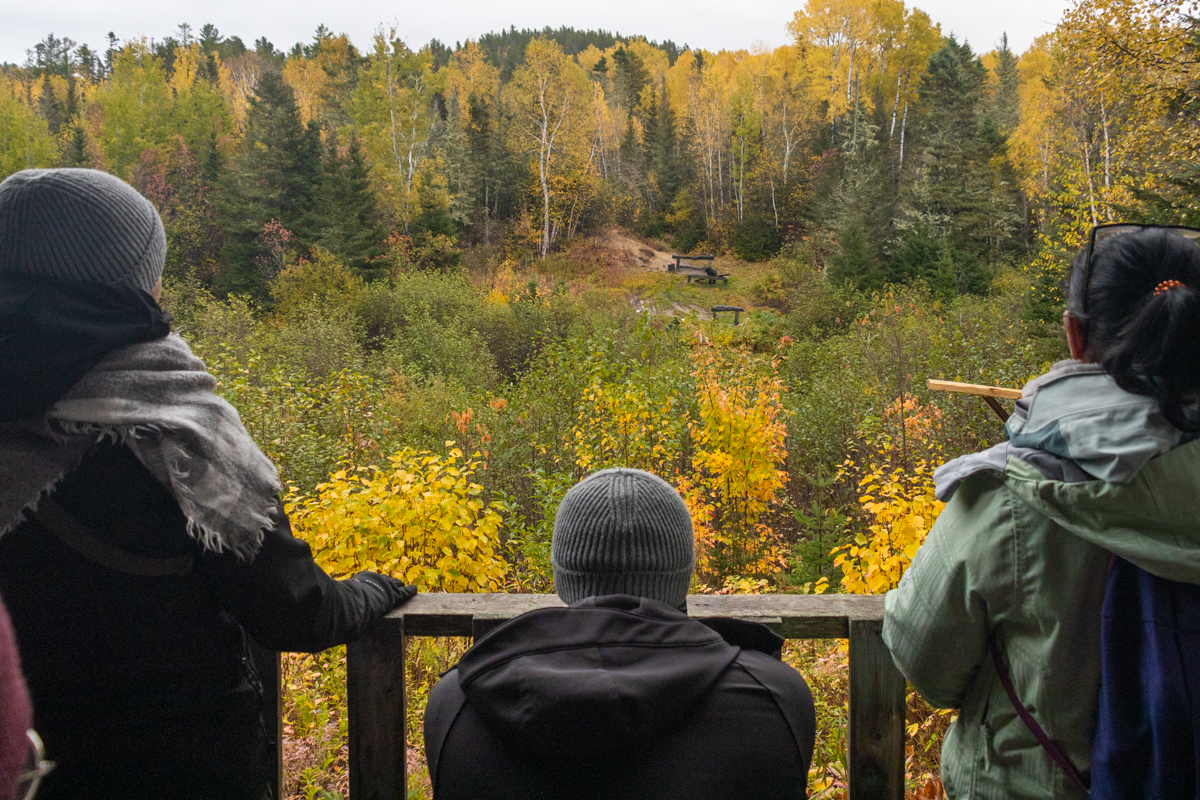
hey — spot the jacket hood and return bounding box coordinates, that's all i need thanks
[934,360,1200,584]
[455,594,766,759]
[1004,360,1184,483]
[1001,439,1200,585]
[0,277,170,423]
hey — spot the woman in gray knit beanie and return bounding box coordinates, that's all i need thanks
[0,168,416,800]
[0,169,171,420]
[551,467,695,610]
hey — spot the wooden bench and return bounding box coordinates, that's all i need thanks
[712,305,745,325]
[256,593,906,800]
[685,271,730,284]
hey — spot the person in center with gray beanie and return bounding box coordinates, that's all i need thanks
[424,467,816,800]
[0,168,418,800]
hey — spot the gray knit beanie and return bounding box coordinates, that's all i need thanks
[551,467,695,610]
[0,168,166,293]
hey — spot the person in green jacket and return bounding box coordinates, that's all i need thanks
[883,225,1200,799]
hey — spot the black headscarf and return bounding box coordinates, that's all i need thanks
[0,277,171,423]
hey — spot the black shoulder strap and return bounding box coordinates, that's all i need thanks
[33,498,194,577]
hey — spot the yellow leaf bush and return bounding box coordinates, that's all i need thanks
[572,376,689,475]
[684,344,789,582]
[833,461,944,595]
[286,447,508,592]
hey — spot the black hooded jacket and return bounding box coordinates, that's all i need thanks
[0,440,411,800]
[0,281,412,800]
[424,594,816,800]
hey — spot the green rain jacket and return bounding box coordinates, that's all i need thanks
[883,360,1200,799]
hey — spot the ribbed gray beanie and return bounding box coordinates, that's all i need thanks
[551,468,695,609]
[0,168,166,293]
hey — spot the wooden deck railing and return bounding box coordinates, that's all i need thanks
[254,593,906,800]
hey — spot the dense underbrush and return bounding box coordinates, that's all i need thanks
[162,243,1063,799]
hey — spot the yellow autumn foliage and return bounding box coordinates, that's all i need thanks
[684,345,789,581]
[286,447,508,592]
[572,376,688,475]
[833,461,944,594]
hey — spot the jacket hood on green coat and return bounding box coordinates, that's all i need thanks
[934,359,1200,585]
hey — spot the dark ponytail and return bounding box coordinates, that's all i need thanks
[1068,228,1200,431]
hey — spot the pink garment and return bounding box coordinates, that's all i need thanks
[0,595,30,800]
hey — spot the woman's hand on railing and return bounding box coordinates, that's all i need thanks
[350,571,418,615]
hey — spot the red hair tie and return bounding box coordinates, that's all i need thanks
[1154,279,1186,296]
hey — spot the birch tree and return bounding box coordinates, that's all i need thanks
[504,37,592,258]
[350,29,438,232]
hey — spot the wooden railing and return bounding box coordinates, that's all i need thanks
[254,593,906,800]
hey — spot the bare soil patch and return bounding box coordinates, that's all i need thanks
[590,229,675,272]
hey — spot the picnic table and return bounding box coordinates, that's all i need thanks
[669,254,730,284]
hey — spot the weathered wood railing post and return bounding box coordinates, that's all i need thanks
[348,616,406,800]
[849,617,907,800]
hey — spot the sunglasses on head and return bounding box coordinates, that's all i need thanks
[1079,223,1200,315]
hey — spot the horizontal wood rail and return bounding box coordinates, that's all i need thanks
[927,379,1022,422]
[925,379,1022,400]
[260,593,906,800]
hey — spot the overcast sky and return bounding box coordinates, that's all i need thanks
[2,0,1075,66]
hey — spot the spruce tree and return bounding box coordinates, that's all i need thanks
[202,131,220,188]
[217,71,320,294]
[646,82,682,206]
[611,46,648,113]
[620,115,640,178]
[900,37,1020,286]
[295,120,324,241]
[65,121,89,167]
[829,219,881,290]
[919,38,989,233]
[64,73,77,120]
[314,134,385,274]
[639,89,660,203]
[828,123,890,290]
[341,136,386,269]
[198,24,224,84]
[37,74,64,135]
[993,34,1020,136]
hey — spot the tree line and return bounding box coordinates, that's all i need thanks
[2,0,1198,302]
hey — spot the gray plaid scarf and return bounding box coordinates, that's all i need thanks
[0,333,280,559]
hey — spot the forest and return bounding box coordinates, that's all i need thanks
[4,0,1200,796]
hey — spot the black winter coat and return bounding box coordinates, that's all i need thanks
[424,594,816,800]
[0,440,402,800]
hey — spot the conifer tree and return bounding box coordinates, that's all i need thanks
[466,93,518,238]
[645,82,683,207]
[829,219,881,289]
[64,73,77,120]
[620,115,640,178]
[64,121,89,167]
[315,133,386,274]
[993,34,1020,136]
[202,130,220,187]
[198,24,224,84]
[37,74,64,135]
[217,71,320,294]
[900,37,1019,287]
[611,46,648,113]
